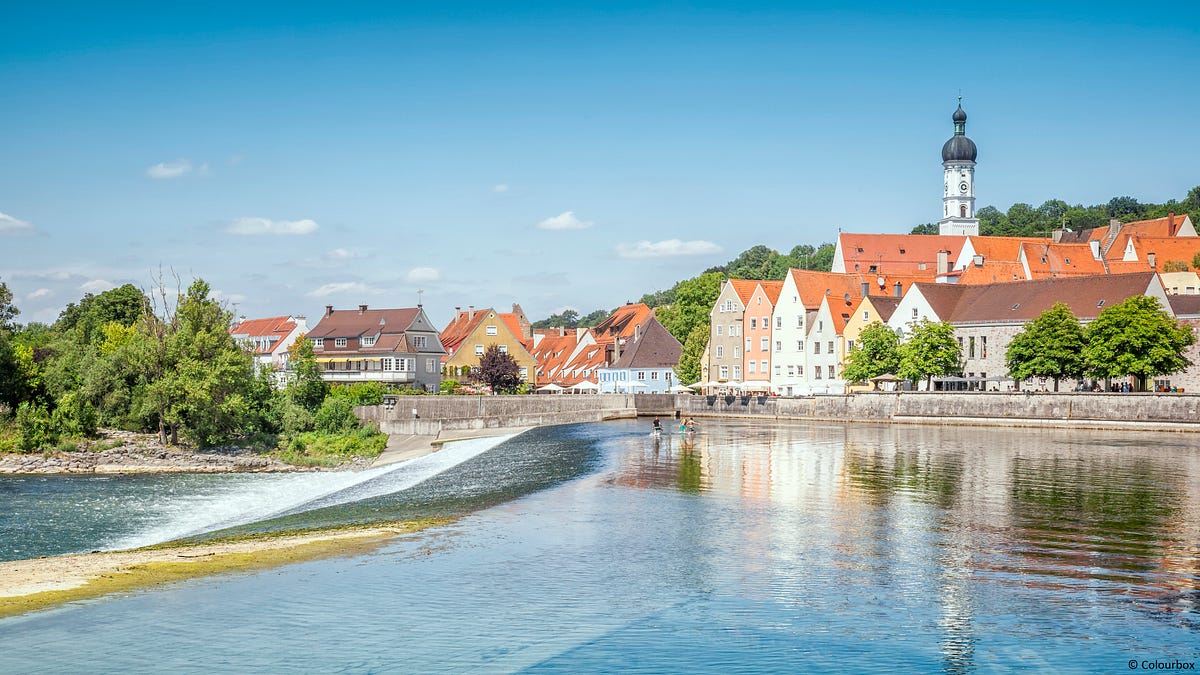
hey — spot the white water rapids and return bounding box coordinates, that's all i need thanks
[108,434,516,551]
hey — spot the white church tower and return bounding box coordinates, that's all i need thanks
[939,98,979,236]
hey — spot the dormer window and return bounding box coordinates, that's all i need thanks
[335,338,347,348]
[361,335,376,347]
[313,338,324,349]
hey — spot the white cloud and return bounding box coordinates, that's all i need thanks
[27,288,52,300]
[492,184,509,193]
[145,159,194,179]
[405,267,440,283]
[536,211,593,230]
[227,216,319,236]
[307,281,374,298]
[615,239,722,259]
[328,248,359,261]
[299,248,364,269]
[80,279,117,293]
[0,212,35,236]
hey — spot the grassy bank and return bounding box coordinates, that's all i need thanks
[0,517,454,619]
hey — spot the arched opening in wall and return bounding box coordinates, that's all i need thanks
[960,205,968,218]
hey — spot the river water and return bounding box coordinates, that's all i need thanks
[1,419,1197,673]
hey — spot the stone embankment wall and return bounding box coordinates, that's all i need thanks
[356,394,637,436]
[635,392,1200,431]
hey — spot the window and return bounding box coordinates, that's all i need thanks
[650,371,658,380]
[797,366,803,376]
[716,325,723,336]
[760,337,769,351]
[313,338,324,349]
[787,366,794,376]
[775,365,782,376]
[756,296,762,305]
[827,341,834,354]
[797,340,804,351]
[498,344,508,354]
[848,340,855,352]
[818,321,823,332]
[412,336,427,348]
[776,316,782,329]
[732,366,741,380]
[716,346,724,357]
[830,365,836,378]
[863,311,869,321]
[361,335,376,347]
[775,340,782,352]
[426,358,436,372]
[750,318,757,329]
[637,371,646,380]
[969,337,975,359]
[815,366,823,379]
[796,316,803,328]
[335,338,347,348]
[912,308,918,319]
[719,365,729,379]
[760,360,767,372]
[733,347,740,358]
[981,336,988,358]
[745,338,752,352]
[519,367,528,379]
[730,324,739,337]
[382,358,394,371]
[748,361,756,373]
[475,344,484,356]
[813,342,820,354]
[486,325,498,336]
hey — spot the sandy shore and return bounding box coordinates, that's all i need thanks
[0,518,452,619]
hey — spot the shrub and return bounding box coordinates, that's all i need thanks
[328,382,385,406]
[440,379,460,394]
[16,402,57,453]
[314,397,359,434]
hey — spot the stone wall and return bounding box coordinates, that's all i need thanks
[645,392,1200,430]
[356,394,637,435]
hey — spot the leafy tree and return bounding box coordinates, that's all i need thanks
[1004,303,1086,391]
[531,309,580,329]
[909,223,938,235]
[674,322,709,385]
[1184,185,1200,213]
[55,284,147,346]
[842,322,901,383]
[976,206,1007,236]
[0,280,17,333]
[287,337,328,412]
[1082,295,1195,391]
[578,308,611,326]
[1107,196,1143,220]
[478,344,522,393]
[314,397,359,434]
[329,381,384,406]
[654,272,724,343]
[897,319,961,389]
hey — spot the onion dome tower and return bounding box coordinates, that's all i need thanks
[939,97,979,236]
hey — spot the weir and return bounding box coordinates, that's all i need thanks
[108,434,519,550]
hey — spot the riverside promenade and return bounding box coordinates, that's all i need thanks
[357,392,1200,437]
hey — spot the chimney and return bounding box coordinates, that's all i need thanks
[1052,229,1064,243]
[893,282,902,297]
[936,250,950,275]
[860,282,869,296]
[325,305,334,317]
[455,306,461,315]
[468,305,475,320]
[634,323,641,342]
[559,326,565,338]
[1148,252,1157,269]
[1109,218,1121,239]
[973,254,984,267]
[1168,212,1176,234]
[358,304,368,314]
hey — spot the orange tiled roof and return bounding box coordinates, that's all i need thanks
[727,279,760,305]
[1020,242,1107,279]
[497,313,532,352]
[229,316,299,354]
[955,261,1029,284]
[838,233,967,274]
[1125,236,1200,267]
[966,236,1049,261]
[759,280,784,304]
[439,308,491,355]
[592,302,654,345]
[788,269,866,310]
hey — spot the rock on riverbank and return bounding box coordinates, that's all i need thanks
[0,429,369,474]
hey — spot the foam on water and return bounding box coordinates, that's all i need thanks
[108,434,516,550]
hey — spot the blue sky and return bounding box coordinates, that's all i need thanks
[2,2,1198,327]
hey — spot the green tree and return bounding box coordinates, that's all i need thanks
[674,322,709,385]
[842,322,901,383]
[0,281,23,407]
[898,319,961,389]
[578,308,611,326]
[478,344,522,393]
[1082,295,1195,391]
[1004,303,1086,391]
[1107,196,1143,220]
[909,223,938,235]
[287,337,328,412]
[654,272,724,343]
[55,284,147,345]
[0,280,17,332]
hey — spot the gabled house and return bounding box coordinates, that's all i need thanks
[831,232,968,276]
[889,273,1168,389]
[530,328,605,388]
[708,279,757,386]
[307,304,445,391]
[743,280,783,391]
[597,318,682,393]
[440,305,537,388]
[229,315,308,374]
[592,302,655,365]
[770,270,863,395]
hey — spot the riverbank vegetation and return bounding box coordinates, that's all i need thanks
[0,277,383,466]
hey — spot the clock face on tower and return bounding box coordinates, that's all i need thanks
[959,182,969,193]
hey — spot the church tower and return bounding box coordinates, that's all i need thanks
[939,98,979,236]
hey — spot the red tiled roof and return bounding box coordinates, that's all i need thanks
[955,261,1028,284]
[1020,242,1106,279]
[759,280,784,305]
[965,236,1049,261]
[307,308,418,340]
[610,318,682,369]
[592,303,654,345]
[787,269,865,310]
[1126,236,1200,267]
[727,279,760,305]
[439,308,492,355]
